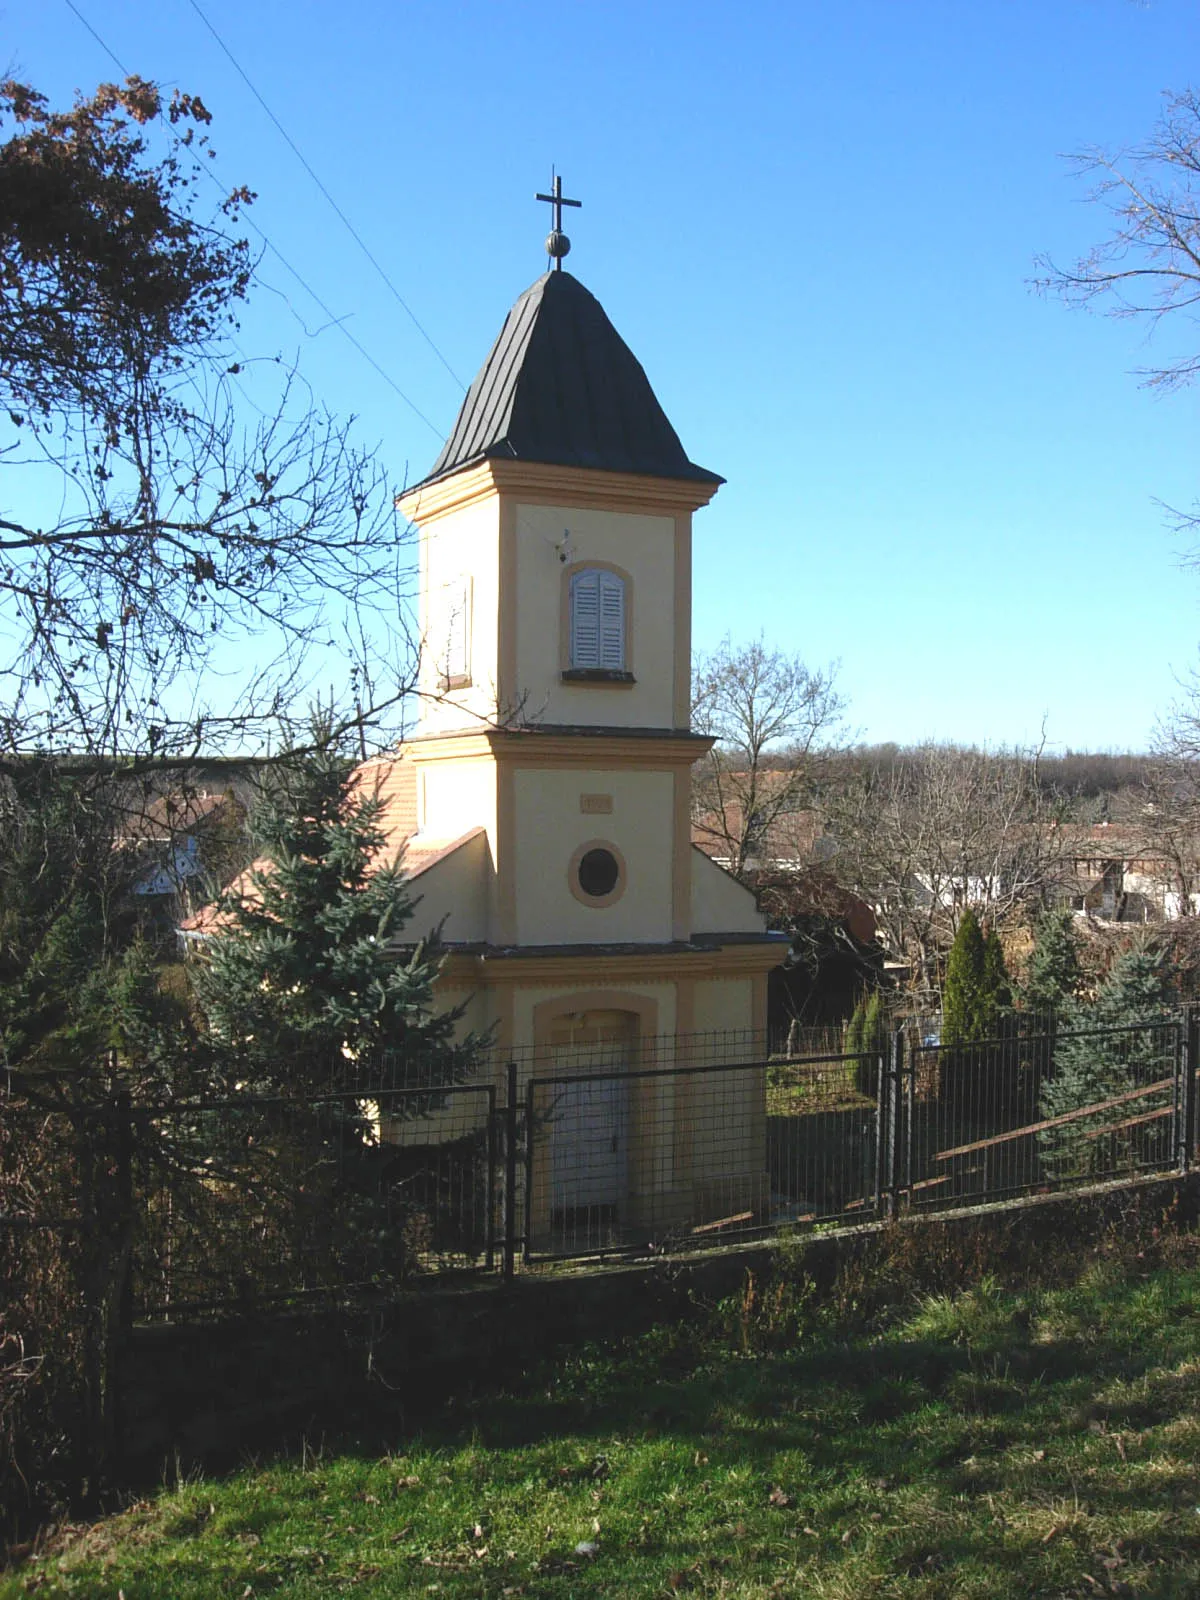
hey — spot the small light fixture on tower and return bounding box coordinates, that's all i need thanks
[556,529,576,565]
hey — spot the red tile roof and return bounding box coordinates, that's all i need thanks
[182,751,466,935]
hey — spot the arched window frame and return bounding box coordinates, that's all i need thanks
[561,561,635,683]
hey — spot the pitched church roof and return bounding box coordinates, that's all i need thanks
[412,270,722,492]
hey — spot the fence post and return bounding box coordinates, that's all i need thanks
[1181,1007,1199,1176]
[103,1089,135,1475]
[523,1076,536,1268]
[484,1083,498,1272]
[883,1026,904,1221]
[114,1090,134,1336]
[502,1061,519,1281]
[874,1041,888,1219]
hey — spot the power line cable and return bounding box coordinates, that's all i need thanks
[60,0,445,439]
[183,0,465,393]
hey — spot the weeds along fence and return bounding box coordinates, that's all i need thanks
[2,1011,1198,1528]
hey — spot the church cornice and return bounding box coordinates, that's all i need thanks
[403,726,713,769]
[433,936,787,988]
[398,458,719,526]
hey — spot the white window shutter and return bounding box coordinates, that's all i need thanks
[570,568,626,670]
[570,570,601,667]
[598,570,625,669]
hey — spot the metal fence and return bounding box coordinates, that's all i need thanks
[3,1013,1198,1327]
[517,1013,1195,1260]
[7,1010,1196,1536]
[898,1015,1188,1214]
[126,1080,500,1318]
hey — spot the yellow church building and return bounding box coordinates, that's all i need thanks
[374,226,787,1244]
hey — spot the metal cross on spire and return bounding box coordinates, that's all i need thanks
[536,171,581,269]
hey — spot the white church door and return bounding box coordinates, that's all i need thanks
[546,1009,635,1241]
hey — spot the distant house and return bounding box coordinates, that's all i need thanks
[118,790,248,931]
[1061,823,1193,924]
[908,870,1003,914]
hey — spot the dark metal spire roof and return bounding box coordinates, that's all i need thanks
[412,271,722,491]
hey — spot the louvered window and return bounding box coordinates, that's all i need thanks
[570,569,625,670]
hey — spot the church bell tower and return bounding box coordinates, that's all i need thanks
[393,186,780,1049]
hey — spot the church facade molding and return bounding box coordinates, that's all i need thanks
[434,938,786,990]
[399,457,720,527]
[404,728,714,769]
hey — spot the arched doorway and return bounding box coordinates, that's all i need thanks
[527,992,660,1251]
[546,1008,637,1236]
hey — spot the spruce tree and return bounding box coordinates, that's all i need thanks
[1022,908,1083,1017]
[1039,942,1175,1177]
[0,767,141,1087]
[187,740,495,1296]
[193,740,483,1095]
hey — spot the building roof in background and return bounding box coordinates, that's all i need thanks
[410,271,723,492]
[180,752,454,935]
[116,790,236,842]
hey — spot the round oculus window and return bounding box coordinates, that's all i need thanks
[576,846,620,899]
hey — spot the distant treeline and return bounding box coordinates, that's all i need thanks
[825,745,1155,799]
[1034,750,1155,798]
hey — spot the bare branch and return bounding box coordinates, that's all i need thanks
[0,77,416,760]
[691,636,844,882]
[1034,89,1200,392]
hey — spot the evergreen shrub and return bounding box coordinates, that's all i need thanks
[1039,943,1176,1179]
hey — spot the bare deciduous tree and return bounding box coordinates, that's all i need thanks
[824,743,1076,997]
[1037,87,1200,869]
[691,637,843,882]
[1121,717,1200,919]
[1035,85,1200,574]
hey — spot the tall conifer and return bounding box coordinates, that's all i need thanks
[193,740,484,1095]
[943,908,987,1048]
[981,931,1012,1036]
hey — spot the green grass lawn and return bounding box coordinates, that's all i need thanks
[9,1243,1200,1597]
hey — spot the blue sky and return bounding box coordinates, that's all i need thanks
[9,0,1200,751]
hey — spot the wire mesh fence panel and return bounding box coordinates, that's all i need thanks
[523,1043,882,1262]
[903,1016,1183,1213]
[765,1050,882,1228]
[128,1082,497,1319]
[1,1096,134,1521]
